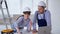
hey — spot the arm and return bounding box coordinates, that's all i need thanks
[15,27,20,34]
[27,19,32,32]
[45,10,51,29]
[14,17,23,34]
[29,20,32,31]
[33,11,37,32]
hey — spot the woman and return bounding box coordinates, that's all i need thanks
[12,7,32,34]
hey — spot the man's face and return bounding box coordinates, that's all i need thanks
[38,6,45,13]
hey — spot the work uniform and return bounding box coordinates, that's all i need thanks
[12,16,32,34]
[33,10,51,34]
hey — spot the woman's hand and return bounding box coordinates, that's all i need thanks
[15,27,21,34]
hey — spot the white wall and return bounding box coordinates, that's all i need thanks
[48,0,60,34]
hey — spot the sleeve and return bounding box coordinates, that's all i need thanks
[33,11,37,30]
[45,10,51,27]
[27,19,32,31]
[14,17,23,27]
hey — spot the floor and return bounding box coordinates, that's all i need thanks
[0,25,60,34]
[0,25,37,34]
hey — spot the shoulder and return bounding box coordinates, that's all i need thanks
[45,10,51,14]
[45,10,51,16]
[35,11,38,13]
[45,10,50,13]
[18,16,24,20]
[34,11,38,15]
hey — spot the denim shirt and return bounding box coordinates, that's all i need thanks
[33,10,51,30]
[13,16,31,30]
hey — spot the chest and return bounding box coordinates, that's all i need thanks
[37,14,45,19]
[22,19,30,26]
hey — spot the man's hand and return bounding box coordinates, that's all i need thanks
[32,29,38,34]
[32,29,38,33]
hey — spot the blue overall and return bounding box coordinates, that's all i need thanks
[37,13,47,27]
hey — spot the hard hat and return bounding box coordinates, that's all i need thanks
[23,7,31,12]
[23,7,31,14]
[38,1,46,8]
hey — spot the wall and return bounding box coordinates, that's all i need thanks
[48,0,60,34]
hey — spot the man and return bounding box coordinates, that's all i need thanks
[13,7,32,34]
[33,1,51,34]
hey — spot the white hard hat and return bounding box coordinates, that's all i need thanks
[38,1,46,8]
[23,7,31,15]
[23,7,31,13]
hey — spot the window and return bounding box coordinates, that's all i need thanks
[5,0,47,14]
[21,0,47,14]
[0,0,48,30]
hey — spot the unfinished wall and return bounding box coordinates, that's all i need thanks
[48,0,60,34]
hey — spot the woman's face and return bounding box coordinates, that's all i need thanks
[24,13,30,19]
[38,6,45,13]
